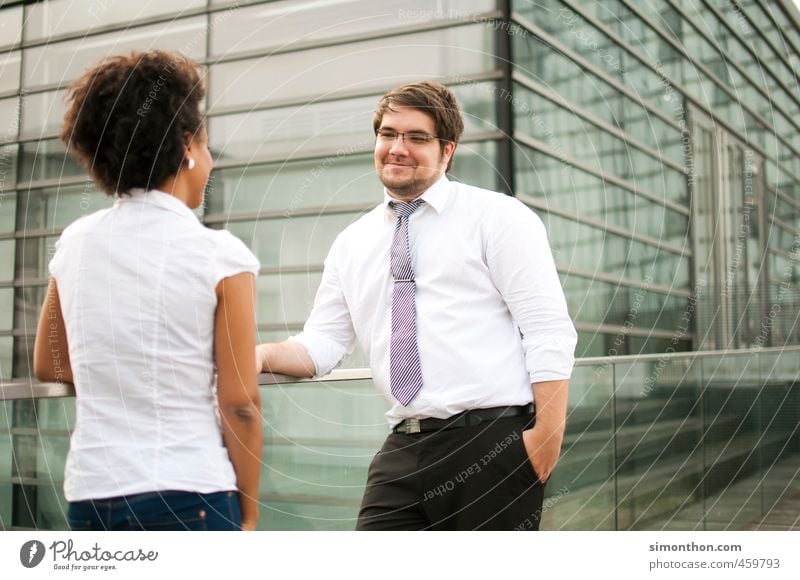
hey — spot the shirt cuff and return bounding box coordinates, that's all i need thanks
[525,338,577,384]
[288,331,348,378]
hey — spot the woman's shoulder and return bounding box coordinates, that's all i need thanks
[57,206,115,242]
[205,228,260,281]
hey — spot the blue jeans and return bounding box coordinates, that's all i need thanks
[68,490,242,531]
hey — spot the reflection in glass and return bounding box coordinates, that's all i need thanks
[24,0,206,41]
[19,139,83,184]
[16,183,110,232]
[210,0,495,56]
[19,90,66,138]
[23,16,207,89]
[0,50,20,93]
[210,24,493,110]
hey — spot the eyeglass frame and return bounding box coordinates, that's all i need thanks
[374,129,451,147]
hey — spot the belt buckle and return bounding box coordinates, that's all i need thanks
[405,418,421,434]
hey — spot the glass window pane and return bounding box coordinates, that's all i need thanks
[0,50,21,93]
[208,154,377,215]
[19,139,84,184]
[0,288,12,331]
[23,16,207,89]
[257,272,321,327]
[24,0,206,41]
[515,146,690,245]
[20,90,65,139]
[0,239,14,281]
[0,143,18,191]
[225,214,358,269]
[210,0,495,56]
[210,81,497,164]
[0,337,11,379]
[448,140,499,191]
[0,5,23,49]
[544,212,689,288]
[14,237,57,280]
[210,24,493,110]
[0,96,20,140]
[13,285,45,364]
[210,97,376,162]
[17,183,112,232]
[0,190,15,233]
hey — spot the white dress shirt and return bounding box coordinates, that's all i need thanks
[291,176,577,427]
[49,189,260,502]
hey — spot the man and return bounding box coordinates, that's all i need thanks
[256,81,577,530]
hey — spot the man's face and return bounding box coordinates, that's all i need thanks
[374,105,455,201]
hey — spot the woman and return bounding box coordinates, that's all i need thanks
[33,51,262,531]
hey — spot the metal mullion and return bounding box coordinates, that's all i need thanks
[770,216,800,237]
[618,0,800,133]
[519,192,691,258]
[557,264,693,298]
[513,130,690,216]
[573,321,679,340]
[766,246,797,261]
[511,12,683,133]
[209,130,503,172]
[774,187,800,212]
[204,203,375,225]
[207,70,504,117]
[206,13,502,68]
[16,5,209,51]
[257,265,323,276]
[745,0,800,89]
[556,261,692,298]
[693,0,800,117]
[256,323,303,333]
[513,71,686,173]
[495,0,514,195]
[560,0,800,169]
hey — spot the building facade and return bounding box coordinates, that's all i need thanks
[0,0,798,530]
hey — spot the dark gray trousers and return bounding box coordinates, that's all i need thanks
[356,413,544,530]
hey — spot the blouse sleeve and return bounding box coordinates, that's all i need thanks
[48,237,66,280]
[211,230,260,286]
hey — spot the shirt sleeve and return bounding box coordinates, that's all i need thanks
[486,197,577,383]
[211,230,261,285]
[290,235,356,378]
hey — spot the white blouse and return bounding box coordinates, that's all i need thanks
[49,189,260,502]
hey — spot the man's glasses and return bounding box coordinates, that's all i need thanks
[375,129,443,146]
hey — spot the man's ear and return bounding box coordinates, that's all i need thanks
[442,140,456,167]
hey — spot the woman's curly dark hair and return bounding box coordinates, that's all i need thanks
[60,50,205,196]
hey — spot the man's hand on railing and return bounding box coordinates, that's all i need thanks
[255,341,316,378]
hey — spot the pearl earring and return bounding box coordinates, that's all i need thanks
[187,158,195,170]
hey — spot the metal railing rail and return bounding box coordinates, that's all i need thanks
[2,344,798,401]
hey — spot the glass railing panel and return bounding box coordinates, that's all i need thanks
[2,347,798,531]
[0,400,12,529]
[544,362,615,530]
[32,396,72,530]
[260,377,385,531]
[755,349,800,529]
[613,355,704,530]
[701,353,764,530]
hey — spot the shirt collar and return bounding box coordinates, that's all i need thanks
[382,174,452,217]
[120,189,199,222]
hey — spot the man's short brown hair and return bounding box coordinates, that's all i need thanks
[373,81,464,172]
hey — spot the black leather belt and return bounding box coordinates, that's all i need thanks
[392,404,534,435]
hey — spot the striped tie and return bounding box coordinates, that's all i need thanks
[389,200,424,406]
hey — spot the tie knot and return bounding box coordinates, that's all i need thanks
[391,199,424,220]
